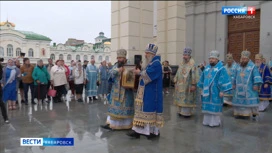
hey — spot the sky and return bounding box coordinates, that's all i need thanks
[0,1,111,44]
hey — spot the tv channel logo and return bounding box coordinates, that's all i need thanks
[222,6,256,15]
[20,138,43,146]
[20,138,74,146]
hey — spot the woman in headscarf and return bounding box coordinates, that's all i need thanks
[73,61,85,102]
[32,59,50,105]
[1,59,21,110]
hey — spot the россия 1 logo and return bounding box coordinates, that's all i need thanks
[222,6,256,15]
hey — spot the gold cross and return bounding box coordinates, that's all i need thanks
[182,68,187,75]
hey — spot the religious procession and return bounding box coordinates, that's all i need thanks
[1,43,272,140]
[173,48,272,127]
[99,44,272,139]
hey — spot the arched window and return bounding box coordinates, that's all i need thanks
[16,48,21,56]
[76,55,80,61]
[84,55,88,61]
[50,54,55,60]
[105,56,109,62]
[7,44,13,57]
[91,55,95,59]
[0,47,4,56]
[59,54,63,60]
[41,48,45,56]
[67,54,72,61]
[99,55,102,62]
[28,48,34,57]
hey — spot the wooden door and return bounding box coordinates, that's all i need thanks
[228,33,243,62]
[227,10,261,62]
[244,31,260,58]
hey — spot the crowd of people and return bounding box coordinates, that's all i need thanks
[0,57,115,123]
[1,44,272,140]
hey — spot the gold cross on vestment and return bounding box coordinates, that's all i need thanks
[182,68,187,75]
[240,73,245,77]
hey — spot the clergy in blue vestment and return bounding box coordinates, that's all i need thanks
[100,49,134,130]
[85,59,99,102]
[127,44,163,139]
[197,50,232,127]
[269,57,272,101]
[107,62,114,94]
[269,57,272,74]
[232,51,263,118]
[97,60,109,104]
[255,54,271,111]
[223,53,238,105]
[268,57,272,67]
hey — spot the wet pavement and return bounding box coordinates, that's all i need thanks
[1,89,272,153]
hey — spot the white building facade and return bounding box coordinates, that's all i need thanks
[50,42,111,65]
[0,21,51,63]
[0,21,111,66]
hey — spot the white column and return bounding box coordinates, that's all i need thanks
[157,1,167,62]
[46,44,50,58]
[111,1,121,61]
[157,1,186,65]
[36,43,40,58]
[111,1,154,64]
[22,43,26,57]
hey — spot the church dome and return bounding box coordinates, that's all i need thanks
[95,32,107,39]
[104,42,111,45]
[0,21,15,27]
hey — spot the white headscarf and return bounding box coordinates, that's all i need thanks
[74,62,82,78]
[6,59,17,85]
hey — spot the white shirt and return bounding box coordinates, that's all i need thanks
[50,65,67,86]
[73,67,85,84]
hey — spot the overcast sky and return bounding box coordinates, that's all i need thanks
[0,1,111,44]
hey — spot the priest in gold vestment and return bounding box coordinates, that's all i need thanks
[173,47,199,117]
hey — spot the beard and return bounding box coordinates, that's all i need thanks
[210,60,219,67]
[183,58,190,63]
[227,63,232,67]
[240,61,248,67]
[210,63,216,67]
[142,55,154,70]
[117,61,125,68]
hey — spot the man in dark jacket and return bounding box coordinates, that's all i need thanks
[0,58,9,124]
[45,58,54,89]
[82,60,89,102]
[83,60,88,70]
